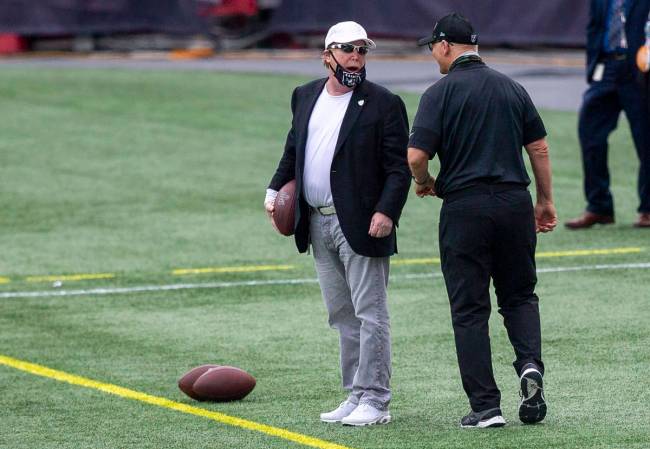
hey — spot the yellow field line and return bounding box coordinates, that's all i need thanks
[392,247,643,266]
[25,273,115,283]
[173,265,295,275]
[392,258,441,266]
[5,247,642,284]
[536,247,642,258]
[0,354,353,449]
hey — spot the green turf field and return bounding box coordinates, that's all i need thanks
[0,68,648,449]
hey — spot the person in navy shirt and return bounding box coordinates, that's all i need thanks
[566,0,650,228]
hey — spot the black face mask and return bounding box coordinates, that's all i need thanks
[448,54,482,72]
[329,53,366,89]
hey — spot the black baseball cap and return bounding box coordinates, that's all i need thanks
[417,13,478,46]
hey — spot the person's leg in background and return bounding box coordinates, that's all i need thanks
[619,78,650,223]
[568,62,623,228]
[578,80,621,216]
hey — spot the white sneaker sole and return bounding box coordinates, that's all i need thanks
[320,416,347,423]
[520,367,539,378]
[341,415,392,426]
[320,403,358,423]
[460,415,506,429]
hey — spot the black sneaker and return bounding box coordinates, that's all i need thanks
[519,364,547,424]
[460,407,506,428]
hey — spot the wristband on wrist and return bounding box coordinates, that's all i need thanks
[264,188,278,206]
[412,175,430,185]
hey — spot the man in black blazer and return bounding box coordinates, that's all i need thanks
[567,0,650,228]
[265,21,410,426]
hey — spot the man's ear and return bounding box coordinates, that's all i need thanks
[323,50,334,68]
[442,41,452,56]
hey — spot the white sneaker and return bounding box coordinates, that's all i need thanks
[341,403,391,426]
[320,400,358,423]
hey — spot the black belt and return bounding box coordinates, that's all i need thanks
[600,53,627,61]
[311,205,336,215]
[443,182,527,202]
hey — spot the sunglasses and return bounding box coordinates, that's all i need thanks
[328,43,370,55]
[427,40,454,51]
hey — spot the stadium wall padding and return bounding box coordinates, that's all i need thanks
[269,0,589,47]
[0,0,205,35]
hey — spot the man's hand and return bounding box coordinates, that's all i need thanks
[535,202,558,233]
[264,199,274,217]
[369,212,393,238]
[414,175,436,198]
[408,147,436,198]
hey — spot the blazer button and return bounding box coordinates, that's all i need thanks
[331,170,337,173]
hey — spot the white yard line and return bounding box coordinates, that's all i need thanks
[1,262,649,299]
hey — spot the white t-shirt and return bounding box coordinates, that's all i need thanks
[302,86,353,208]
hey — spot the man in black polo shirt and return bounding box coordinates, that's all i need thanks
[407,13,558,428]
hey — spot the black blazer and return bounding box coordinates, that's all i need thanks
[269,78,410,257]
[586,0,650,82]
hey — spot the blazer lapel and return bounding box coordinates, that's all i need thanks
[333,82,369,158]
[297,78,327,163]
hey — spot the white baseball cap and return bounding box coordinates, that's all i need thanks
[324,21,376,49]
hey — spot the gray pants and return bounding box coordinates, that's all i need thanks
[309,211,391,410]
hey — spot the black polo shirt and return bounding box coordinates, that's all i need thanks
[408,58,547,198]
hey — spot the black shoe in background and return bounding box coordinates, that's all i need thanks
[460,407,506,428]
[519,363,547,424]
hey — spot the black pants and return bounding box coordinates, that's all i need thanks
[439,185,544,412]
[578,58,650,215]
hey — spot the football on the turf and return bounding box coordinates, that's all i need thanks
[192,366,256,401]
[272,179,296,236]
[178,364,221,400]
